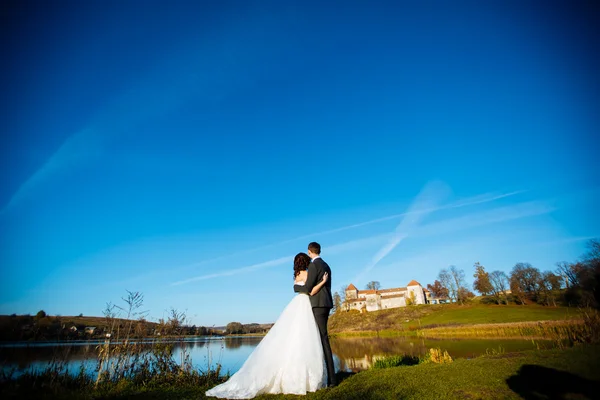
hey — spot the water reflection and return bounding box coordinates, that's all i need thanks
[1,335,552,377]
[331,336,553,371]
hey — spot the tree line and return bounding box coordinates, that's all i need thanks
[427,239,599,308]
[224,322,273,335]
[0,311,221,341]
[329,238,599,312]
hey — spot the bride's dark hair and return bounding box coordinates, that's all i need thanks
[293,252,311,279]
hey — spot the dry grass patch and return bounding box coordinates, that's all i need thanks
[419,319,585,340]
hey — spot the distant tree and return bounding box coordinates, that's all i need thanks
[473,262,493,296]
[510,275,527,304]
[450,266,469,304]
[365,281,381,291]
[538,271,562,306]
[560,239,600,308]
[581,239,600,308]
[407,291,417,306]
[458,287,475,303]
[35,310,47,320]
[555,261,578,288]
[438,269,457,303]
[339,285,348,311]
[427,280,449,299]
[440,266,468,304]
[510,262,542,303]
[489,270,509,304]
[332,292,342,313]
[78,313,84,317]
[226,322,244,335]
[584,238,600,263]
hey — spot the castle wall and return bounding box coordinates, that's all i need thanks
[381,296,405,309]
[344,281,424,312]
[407,285,426,305]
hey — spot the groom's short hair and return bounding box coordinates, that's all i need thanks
[308,242,321,255]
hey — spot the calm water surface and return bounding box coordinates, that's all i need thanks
[0,336,553,377]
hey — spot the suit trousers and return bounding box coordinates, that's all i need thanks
[312,307,336,386]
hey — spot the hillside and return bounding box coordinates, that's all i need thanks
[0,314,160,341]
[328,304,579,334]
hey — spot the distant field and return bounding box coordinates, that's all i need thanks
[0,315,155,328]
[329,304,580,334]
[415,305,577,327]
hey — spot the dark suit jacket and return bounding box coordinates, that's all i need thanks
[294,257,333,309]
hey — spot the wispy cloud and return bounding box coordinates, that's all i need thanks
[109,187,527,287]
[166,188,526,274]
[170,256,293,286]
[352,181,451,283]
[1,15,283,216]
[415,201,555,237]
[1,129,103,215]
[169,233,390,286]
[533,236,597,247]
[349,199,556,286]
[445,190,528,209]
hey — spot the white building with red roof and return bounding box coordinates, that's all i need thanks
[344,280,427,312]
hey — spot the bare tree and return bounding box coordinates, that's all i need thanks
[555,261,578,287]
[332,292,342,313]
[438,269,458,303]
[365,281,381,291]
[538,271,562,307]
[489,270,509,304]
[450,266,469,304]
[339,285,348,311]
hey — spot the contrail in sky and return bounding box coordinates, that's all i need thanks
[171,255,293,286]
[169,189,525,273]
[352,181,451,284]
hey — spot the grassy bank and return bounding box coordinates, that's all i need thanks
[4,345,598,399]
[418,319,585,339]
[329,304,579,336]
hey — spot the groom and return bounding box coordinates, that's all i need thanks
[293,242,337,387]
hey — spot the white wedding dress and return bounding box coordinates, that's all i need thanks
[206,286,326,399]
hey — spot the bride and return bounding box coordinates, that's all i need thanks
[205,253,329,399]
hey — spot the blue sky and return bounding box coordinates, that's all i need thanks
[1,0,598,326]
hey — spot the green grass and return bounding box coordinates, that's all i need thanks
[372,354,421,369]
[329,304,580,336]
[6,345,597,399]
[419,319,584,339]
[415,304,577,327]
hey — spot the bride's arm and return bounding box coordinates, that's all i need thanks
[309,272,328,296]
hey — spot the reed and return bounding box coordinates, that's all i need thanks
[0,291,225,399]
[418,319,584,339]
[372,354,421,369]
[330,329,415,338]
[424,348,453,364]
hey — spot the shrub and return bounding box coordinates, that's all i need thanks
[373,355,421,369]
[424,348,453,364]
[479,296,499,305]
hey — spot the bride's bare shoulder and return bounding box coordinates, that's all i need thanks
[295,270,308,283]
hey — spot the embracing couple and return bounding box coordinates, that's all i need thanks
[206,242,337,399]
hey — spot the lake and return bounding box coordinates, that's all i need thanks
[0,336,553,378]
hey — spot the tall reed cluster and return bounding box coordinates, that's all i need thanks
[94,291,222,388]
[1,291,225,398]
[418,320,585,339]
[371,347,453,370]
